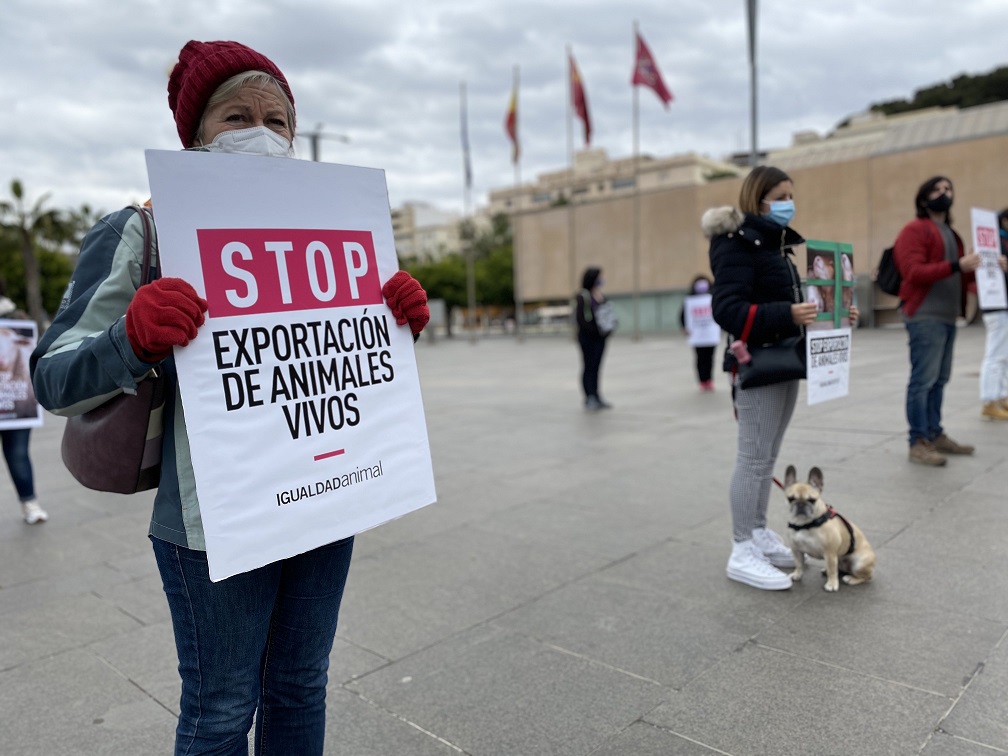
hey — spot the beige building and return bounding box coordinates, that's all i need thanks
[391,201,463,261]
[492,101,1008,331]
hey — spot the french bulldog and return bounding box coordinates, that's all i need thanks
[783,465,875,592]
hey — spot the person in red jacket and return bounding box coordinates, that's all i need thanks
[893,176,981,466]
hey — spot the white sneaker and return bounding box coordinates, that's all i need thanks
[22,500,48,525]
[752,527,795,568]
[727,540,792,590]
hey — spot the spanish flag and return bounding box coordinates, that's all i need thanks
[569,53,591,145]
[505,88,519,164]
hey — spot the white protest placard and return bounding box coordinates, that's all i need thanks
[146,150,436,581]
[806,327,851,406]
[0,319,43,430]
[971,207,1008,311]
[683,293,721,347]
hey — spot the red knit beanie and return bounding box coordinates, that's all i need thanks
[168,40,295,147]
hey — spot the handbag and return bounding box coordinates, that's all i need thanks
[735,304,807,389]
[61,205,166,494]
[594,299,618,335]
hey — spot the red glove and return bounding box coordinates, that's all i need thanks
[125,278,208,361]
[382,271,430,336]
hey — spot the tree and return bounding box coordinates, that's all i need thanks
[0,180,61,330]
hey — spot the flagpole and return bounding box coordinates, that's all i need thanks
[461,81,477,343]
[512,64,524,342]
[631,20,641,342]
[747,0,759,166]
[566,46,576,308]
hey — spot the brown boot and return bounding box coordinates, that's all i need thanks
[909,440,947,466]
[932,433,974,455]
[981,401,1008,420]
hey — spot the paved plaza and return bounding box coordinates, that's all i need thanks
[1,324,1007,755]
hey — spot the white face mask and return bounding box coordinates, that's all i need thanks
[205,126,294,158]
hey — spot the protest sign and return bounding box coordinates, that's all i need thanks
[971,207,1008,311]
[0,319,42,429]
[804,241,853,404]
[683,293,720,347]
[146,150,436,581]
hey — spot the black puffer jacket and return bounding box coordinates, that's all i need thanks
[702,206,804,345]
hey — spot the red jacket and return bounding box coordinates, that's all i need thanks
[893,217,972,317]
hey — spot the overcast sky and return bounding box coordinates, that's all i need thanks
[3,1,1006,219]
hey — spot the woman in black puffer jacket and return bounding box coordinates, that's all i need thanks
[702,166,819,592]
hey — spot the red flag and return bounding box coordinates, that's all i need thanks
[505,88,519,164]
[569,53,591,145]
[631,31,673,107]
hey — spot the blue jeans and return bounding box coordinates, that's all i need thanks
[905,320,956,446]
[1,428,35,501]
[151,535,354,756]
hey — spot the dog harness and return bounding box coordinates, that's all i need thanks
[788,506,856,556]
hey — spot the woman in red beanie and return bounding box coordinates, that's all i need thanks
[31,39,429,755]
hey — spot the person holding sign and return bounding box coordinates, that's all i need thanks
[31,40,429,755]
[977,208,1008,421]
[0,283,45,525]
[703,166,817,591]
[893,177,980,466]
[679,275,720,391]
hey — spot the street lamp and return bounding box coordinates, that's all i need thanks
[296,123,350,162]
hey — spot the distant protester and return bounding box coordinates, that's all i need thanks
[575,266,614,411]
[893,176,981,465]
[977,207,1008,421]
[679,274,720,391]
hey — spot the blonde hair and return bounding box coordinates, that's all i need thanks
[193,71,296,146]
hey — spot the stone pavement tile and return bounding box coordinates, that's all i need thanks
[322,687,461,755]
[645,643,949,756]
[92,573,172,626]
[920,732,1005,755]
[88,621,181,715]
[0,592,140,669]
[939,634,1008,751]
[0,648,176,755]
[595,538,809,631]
[329,635,390,686]
[346,623,667,756]
[754,590,1006,698]
[495,575,757,690]
[337,521,608,660]
[885,496,1008,569]
[591,721,728,756]
[0,562,130,615]
[0,516,149,588]
[877,542,1008,624]
[465,495,679,565]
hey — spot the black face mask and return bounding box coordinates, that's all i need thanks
[925,193,953,213]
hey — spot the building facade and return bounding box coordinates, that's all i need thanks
[490,102,1008,331]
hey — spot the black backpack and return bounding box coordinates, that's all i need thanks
[876,246,901,296]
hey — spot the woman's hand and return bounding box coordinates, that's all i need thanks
[791,302,818,326]
[849,305,859,324]
[126,277,207,361]
[382,271,430,336]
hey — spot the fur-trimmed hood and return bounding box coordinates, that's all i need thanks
[701,206,744,239]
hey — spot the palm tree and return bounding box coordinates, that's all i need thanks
[0,179,60,330]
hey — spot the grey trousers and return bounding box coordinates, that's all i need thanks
[730,378,799,542]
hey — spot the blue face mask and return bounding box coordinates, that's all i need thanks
[765,200,795,227]
[1000,228,1008,239]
